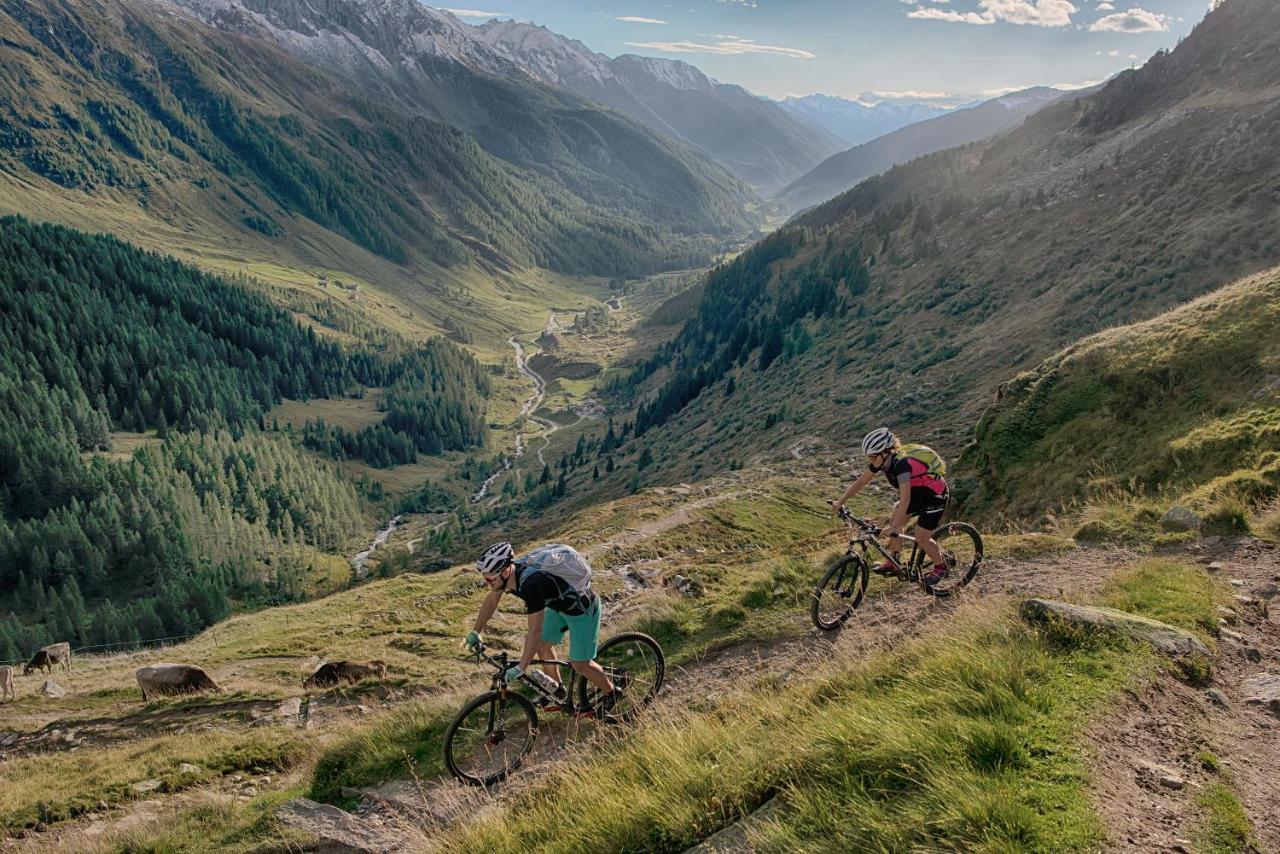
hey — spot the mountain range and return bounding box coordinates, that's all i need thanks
[775,86,1073,212]
[777,94,953,147]
[0,0,758,280]
[471,20,846,195]
[619,0,1280,497]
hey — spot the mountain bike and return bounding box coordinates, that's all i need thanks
[443,633,665,786]
[811,505,983,631]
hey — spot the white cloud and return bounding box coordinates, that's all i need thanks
[907,0,1077,27]
[1089,7,1169,32]
[1095,1,1114,8]
[908,6,995,24]
[982,85,1028,96]
[616,16,670,24]
[870,89,958,100]
[1053,76,1106,89]
[442,8,507,18]
[628,37,815,59]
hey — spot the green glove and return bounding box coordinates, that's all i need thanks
[504,664,523,682]
[465,631,482,652]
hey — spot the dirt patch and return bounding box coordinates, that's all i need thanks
[1087,538,1280,851]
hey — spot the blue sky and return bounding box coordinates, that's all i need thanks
[433,0,1211,102]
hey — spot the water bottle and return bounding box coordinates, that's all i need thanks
[523,668,564,699]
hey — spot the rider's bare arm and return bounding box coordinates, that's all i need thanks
[472,587,504,634]
[834,469,876,508]
[519,610,546,672]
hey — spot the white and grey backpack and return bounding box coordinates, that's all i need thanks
[517,544,595,614]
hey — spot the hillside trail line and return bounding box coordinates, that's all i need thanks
[314,541,1180,846]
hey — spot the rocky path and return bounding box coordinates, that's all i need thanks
[1087,538,1280,852]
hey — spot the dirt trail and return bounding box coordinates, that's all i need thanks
[302,542,1174,849]
[1087,538,1280,852]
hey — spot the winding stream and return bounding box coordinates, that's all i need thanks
[470,314,562,503]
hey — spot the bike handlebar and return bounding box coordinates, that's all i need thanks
[829,501,881,536]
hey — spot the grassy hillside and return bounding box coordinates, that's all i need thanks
[597,0,1280,494]
[958,266,1280,532]
[0,0,748,278]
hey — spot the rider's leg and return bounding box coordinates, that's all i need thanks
[538,613,571,688]
[563,600,614,695]
[570,659,615,694]
[886,500,904,555]
[536,640,562,684]
[916,525,943,565]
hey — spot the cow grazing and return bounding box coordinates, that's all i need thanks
[23,642,71,676]
[0,665,13,702]
[135,664,223,701]
[303,660,388,689]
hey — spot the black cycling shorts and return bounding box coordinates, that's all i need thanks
[908,488,949,530]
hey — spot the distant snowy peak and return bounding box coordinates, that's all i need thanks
[473,19,612,85]
[472,20,718,93]
[778,93,953,146]
[166,0,516,77]
[613,55,717,92]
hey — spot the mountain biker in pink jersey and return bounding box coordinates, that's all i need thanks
[832,428,951,589]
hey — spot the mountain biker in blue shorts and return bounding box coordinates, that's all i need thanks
[832,428,951,589]
[465,542,620,715]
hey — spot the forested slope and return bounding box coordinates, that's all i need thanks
[0,216,485,659]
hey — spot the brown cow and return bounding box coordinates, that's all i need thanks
[23,642,71,676]
[303,660,388,689]
[136,664,223,701]
[0,665,14,702]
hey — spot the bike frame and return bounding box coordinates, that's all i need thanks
[837,509,928,581]
[474,645,582,712]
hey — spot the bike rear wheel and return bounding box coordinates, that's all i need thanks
[443,690,538,786]
[922,522,984,597]
[573,632,665,724]
[811,554,868,631]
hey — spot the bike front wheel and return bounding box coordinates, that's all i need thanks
[573,631,665,724]
[924,522,984,597]
[443,690,538,786]
[811,554,868,631]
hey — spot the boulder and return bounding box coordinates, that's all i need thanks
[177,763,202,775]
[130,780,163,794]
[1206,688,1230,708]
[42,680,66,698]
[1020,599,1210,656]
[1161,506,1200,532]
[1243,674,1280,717]
[276,798,408,853]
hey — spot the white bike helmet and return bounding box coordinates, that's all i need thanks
[861,427,896,456]
[477,542,514,574]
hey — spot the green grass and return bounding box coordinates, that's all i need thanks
[1098,559,1221,642]
[0,731,309,831]
[309,697,458,804]
[961,268,1280,528]
[435,561,1214,853]
[1194,783,1257,854]
[87,786,316,854]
